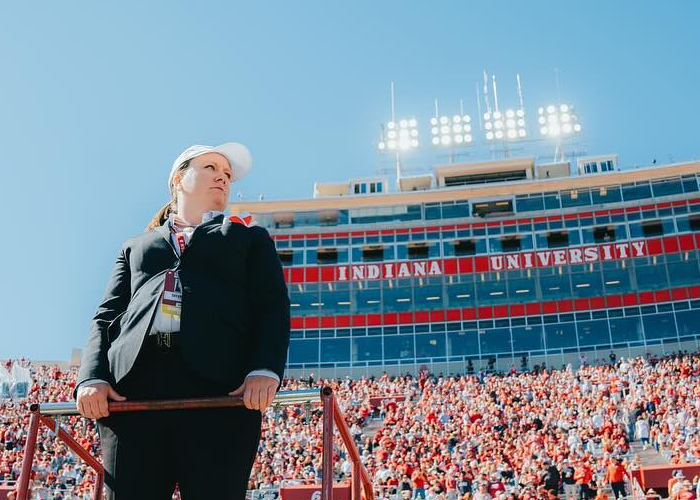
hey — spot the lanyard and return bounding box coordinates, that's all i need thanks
[175,232,187,255]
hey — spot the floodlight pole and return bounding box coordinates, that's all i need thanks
[555,137,563,162]
[391,82,402,188]
[516,74,525,109]
[476,83,483,131]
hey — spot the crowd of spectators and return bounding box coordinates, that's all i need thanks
[1,352,700,500]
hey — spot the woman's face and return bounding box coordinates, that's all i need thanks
[174,152,232,211]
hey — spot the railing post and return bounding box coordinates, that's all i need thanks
[17,411,40,500]
[352,461,362,500]
[321,386,334,500]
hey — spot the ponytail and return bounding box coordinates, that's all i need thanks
[146,194,176,232]
[146,159,191,232]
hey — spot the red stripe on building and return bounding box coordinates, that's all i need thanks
[290,285,700,329]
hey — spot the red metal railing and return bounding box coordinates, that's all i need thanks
[16,387,373,500]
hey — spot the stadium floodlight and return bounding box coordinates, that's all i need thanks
[378,118,419,151]
[538,104,581,137]
[483,108,526,142]
[430,114,473,147]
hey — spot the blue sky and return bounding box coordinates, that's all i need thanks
[1,0,699,360]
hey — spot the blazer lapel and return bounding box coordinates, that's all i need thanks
[154,223,177,253]
[184,213,225,253]
[153,213,225,256]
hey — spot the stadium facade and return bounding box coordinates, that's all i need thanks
[230,155,700,376]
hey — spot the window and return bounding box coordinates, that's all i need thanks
[317,248,338,264]
[354,288,382,314]
[592,186,622,204]
[476,278,508,304]
[425,203,441,220]
[675,309,700,336]
[544,322,577,350]
[448,330,478,356]
[667,256,700,287]
[689,215,700,231]
[682,175,698,193]
[609,317,643,342]
[383,286,413,312]
[603,266,633,293]
[540,274,570,299]
[652,179,683,197]
[321,338,350,362]
[354,185,360,194]
[415,285,444,310]
[472,200,513,217]
[446,283,475,307]
[561,189,592,207]
[455,239,476,256]
[547,231,569,248]
[571,271,603,298]
[508,277,537,301]
[277,250,294,266]
[479,328,512,354]
[321,290,351,312]
[441,201,470,219]
[622,183,652,201]
[352,337,382,361]
[642,220,664,237]
[584,162,598,174]
[408,243,429,259]
[288,339,319,363]
[511,325,545,351]
[642,313,677,340]
[634,259,668,290]
[577,320,611,347]
[362,246,385,262]
[601,160,614,172]
[500,236,522,252]
[384,334,415,360]
[593,226,616,243]
[415,333,446,358]
[516,196,544,213]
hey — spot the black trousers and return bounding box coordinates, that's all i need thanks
[97,339,262,500]
[610,482,626,499]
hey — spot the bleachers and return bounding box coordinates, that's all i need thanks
[1,352,699,500]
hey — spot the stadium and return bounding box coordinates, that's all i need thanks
[3,68,700,500]
[229,151,700,378]
[4,141,700,500]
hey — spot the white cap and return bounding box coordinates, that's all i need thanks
[168,142,252,193]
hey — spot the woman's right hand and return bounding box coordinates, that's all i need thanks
[76,382,127,419]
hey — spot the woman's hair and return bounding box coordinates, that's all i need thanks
[146,160,191,231]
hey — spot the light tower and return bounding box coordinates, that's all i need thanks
[481,72,528,157]
[429,98,473,163]
[377,82,419,188]
[537,103,582,162]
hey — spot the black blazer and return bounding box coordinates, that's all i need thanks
[76,214,290,395]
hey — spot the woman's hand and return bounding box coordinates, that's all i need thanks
[76,382,127,419]
[229,376,278,412]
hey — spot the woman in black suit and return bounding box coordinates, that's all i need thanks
[75,142,290,500]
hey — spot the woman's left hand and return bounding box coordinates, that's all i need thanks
[229,376,278,412]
